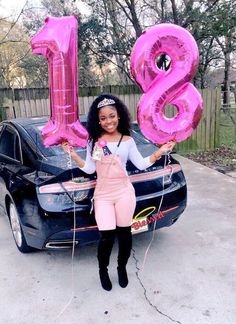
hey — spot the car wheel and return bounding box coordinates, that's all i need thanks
[9,202,35,253]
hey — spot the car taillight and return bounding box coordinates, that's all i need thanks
[38,180,96,194]
[38,180,97,204]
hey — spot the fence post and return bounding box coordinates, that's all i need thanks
[214,87,221,148]
[3,98,15,119]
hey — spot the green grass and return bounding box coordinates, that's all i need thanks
[181,108,236,169]
[219,111,236,149]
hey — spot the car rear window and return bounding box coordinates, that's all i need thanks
[25,124,86,157]
[131,129,151,145]
[24,122,152,157]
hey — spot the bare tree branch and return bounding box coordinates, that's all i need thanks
[0,1,29,43]
[88,43,133,82]
[0,40,29,46]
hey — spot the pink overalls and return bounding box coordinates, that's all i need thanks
[94,154,136,230]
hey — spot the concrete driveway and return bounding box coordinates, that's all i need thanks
[0,155,235,324]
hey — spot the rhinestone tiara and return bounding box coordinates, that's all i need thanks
[97,98,116,109]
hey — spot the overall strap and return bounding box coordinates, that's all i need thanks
[117,134,123,148]
[102,134,123,156]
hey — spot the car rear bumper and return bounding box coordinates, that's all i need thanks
[23,181,187,250]
[42,187,187,249]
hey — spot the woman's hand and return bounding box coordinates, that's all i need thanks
[62,142,70,154]
[150,141,176,163]
[62,142,77,158]
[158,141,176,155]
[62,142,73,153]
[61,142,85,168]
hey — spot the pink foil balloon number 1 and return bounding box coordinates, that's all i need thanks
[31,16,88,147]
[130,23,203,144]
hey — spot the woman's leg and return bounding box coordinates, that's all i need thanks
[97,229,116,291]
[116,226,132,288]
[95,198,116,291]
[94,199,117,230]
[114,184,135,287]
[115,183,136,227]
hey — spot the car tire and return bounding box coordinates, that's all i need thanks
[9,202,35,253]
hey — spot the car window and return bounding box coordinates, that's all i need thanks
[0,126,21,161]
[24,120,151,157]
[25,124,86,157]
[21,146,34,167]
[131,124,152,145]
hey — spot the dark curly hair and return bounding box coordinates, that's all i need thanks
[86,93,132,151]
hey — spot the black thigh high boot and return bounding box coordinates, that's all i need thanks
[116,226,132,288]
[97,229,116,291]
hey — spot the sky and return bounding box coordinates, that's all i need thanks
[1,0,32,17]
[0,0,90,19]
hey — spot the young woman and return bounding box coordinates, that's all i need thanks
[63,94,175,291]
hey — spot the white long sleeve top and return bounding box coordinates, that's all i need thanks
[80,138,153,174]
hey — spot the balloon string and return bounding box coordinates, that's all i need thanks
[56,151,76,320]
[56,145,121,319]
[141,152,168,270]
[167,150,173,180]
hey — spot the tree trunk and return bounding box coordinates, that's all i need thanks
[125,0,142,37]
[161,0,165,22]
[170,0,179,24]
[222,36,232,107]
[105,0,131,83]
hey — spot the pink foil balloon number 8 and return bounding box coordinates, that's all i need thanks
[131,23,203,144]
[31,16,88,147]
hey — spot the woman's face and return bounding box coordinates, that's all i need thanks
[98,106,119,134]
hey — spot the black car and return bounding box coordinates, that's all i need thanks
[0,117,187,253]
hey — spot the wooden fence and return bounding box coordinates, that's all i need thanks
[0,85,221,152]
